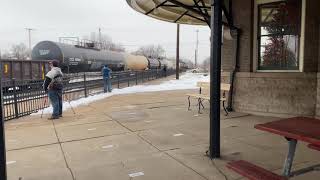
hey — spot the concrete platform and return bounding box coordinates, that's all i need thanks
[4,83,320,179]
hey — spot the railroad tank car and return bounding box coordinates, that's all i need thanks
[125,54,149,70]
[147,58,161,69]
[32,41,126,73]
[161,59,175,69]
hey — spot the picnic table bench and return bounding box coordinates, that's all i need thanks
[186,82,230,115]
[227,117,320,179]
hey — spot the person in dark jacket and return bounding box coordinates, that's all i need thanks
[43,60,63,120]
[102,65,112,93]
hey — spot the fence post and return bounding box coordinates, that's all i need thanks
[135,72,138,85]
[117,74,120,89]
[127,74,130,87]
[83,73,88,97]
[12,78,19,119]
[142,71,144,83]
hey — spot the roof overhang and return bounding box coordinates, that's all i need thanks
[126,0,233,27]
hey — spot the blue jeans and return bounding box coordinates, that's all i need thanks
[48,90,63,117]
[103,78,112,92]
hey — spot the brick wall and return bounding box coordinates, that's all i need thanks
[220,0,320,117]
[233,72,317,117]
[304,0,320,72]
[221,0,253,72]
[232,0,253,72]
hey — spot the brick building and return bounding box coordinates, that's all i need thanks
[127,0,320,117]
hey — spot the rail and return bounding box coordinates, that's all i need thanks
[2,69,177,121]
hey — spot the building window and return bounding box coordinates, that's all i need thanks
[258,0,301,70]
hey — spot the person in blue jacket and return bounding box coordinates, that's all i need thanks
[102,65,112,92]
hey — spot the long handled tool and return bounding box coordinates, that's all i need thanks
[40,97,48,118]
[64,93,76,114]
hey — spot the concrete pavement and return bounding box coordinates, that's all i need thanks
[4,87,320,179]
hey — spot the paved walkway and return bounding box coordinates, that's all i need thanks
[4,84,320,179]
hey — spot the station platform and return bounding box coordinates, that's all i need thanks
[4,82,320,179]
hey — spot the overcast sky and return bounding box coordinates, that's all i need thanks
[0,0,211,62]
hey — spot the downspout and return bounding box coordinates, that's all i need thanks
[227,27,241,111]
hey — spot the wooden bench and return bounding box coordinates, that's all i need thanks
[186,82,230,115]
[227,160,288,180]
[308,144,320,151]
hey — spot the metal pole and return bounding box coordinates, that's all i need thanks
[195,29,199,68]
[176,24,180,80]
[209,0,222,159]
[99,27,102,49]
[12,79,19,119]
[0,58,7,180]
[83,73,88,98]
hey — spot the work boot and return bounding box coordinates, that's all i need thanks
[48,116,59,120]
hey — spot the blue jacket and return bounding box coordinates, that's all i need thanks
[102,67,111,79]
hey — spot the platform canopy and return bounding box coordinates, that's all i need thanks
[126,0,232,27]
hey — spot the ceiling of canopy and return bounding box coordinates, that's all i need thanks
[126,0,231,26]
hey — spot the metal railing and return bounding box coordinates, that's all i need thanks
[2,69,177,121]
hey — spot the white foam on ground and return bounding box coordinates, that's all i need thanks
[173,133,184,137]
[102,145,114,149]
[6,161,16,165]
[128,172,144,177]
[33,73,209,115]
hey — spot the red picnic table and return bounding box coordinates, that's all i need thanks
[254,117,320,178]
[227,117,320,180]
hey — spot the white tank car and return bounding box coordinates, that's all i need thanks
[124,54,149,70]
[161,59,175,69]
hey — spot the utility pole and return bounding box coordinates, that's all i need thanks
[98,27,102,49]
[176,24,180,80]
[25,28,35,58]
[195,29,199,68]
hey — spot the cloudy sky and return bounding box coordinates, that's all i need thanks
[0,0,211,62]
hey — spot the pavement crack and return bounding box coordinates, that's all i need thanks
[104,113,134,133]
[210,159,229,180]
[165,152,210,180]
[51,120,77,180]
[136,133,209,180]
[121,161,126,168]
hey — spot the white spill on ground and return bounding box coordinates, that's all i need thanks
[173,133,184,137]
[87,128,97,131]
[33,73,209,115]
[102,145,114,149]
[128,172,145,178]
[6,161,16,165]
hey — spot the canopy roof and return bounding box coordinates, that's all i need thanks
[126,0,231,26]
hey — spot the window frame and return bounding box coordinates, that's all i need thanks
[253,0,306,72]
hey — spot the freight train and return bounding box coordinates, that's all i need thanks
[1,40,189,81]
[31,41,174,73]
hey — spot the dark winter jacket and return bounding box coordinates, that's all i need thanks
[43,67,63,91]
[102,67,111,79]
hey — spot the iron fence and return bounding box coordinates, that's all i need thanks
[2,69,177,121]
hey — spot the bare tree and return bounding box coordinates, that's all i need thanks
[133,45,165,59]
[0,50,11,59]
[10,43,29,60]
